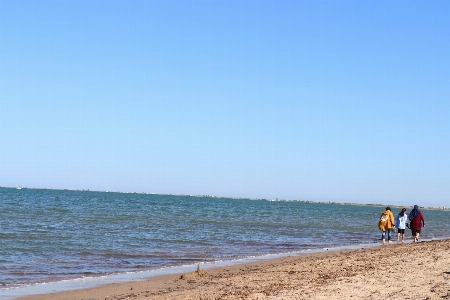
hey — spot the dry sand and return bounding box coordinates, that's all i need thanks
[21,239,450,300]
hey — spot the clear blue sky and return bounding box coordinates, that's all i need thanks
[1,1,449,207]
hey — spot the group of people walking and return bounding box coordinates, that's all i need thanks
[378,205,425,244]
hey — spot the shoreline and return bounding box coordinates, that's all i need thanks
[2,241,382,300]
[15,239,450,300]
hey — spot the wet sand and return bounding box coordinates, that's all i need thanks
[20,239,450,300]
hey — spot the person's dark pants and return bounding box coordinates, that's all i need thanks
[381,230,391,241]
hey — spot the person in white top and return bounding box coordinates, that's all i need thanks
[395,208,408,243]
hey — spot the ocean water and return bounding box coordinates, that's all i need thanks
[1,187,449,298]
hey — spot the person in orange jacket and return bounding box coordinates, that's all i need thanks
[378,207,395,245]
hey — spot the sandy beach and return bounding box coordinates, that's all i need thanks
[19,239,450,300]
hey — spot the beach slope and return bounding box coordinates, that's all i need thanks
[21,239,450,300]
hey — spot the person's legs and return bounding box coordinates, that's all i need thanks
[387,229,392,244]
[412,231,419,242]
[399,229,405,243]
[381,231,386,244]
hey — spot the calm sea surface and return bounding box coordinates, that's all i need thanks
[1,187,449,296]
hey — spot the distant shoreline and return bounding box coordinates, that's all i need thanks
[2,186,449,211]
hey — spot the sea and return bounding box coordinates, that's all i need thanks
[1,187,449,299]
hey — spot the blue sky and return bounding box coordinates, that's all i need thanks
[1,1,449,207]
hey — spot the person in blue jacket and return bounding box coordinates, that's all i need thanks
[395,208,408,243]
